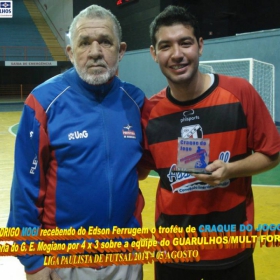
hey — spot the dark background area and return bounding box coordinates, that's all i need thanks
[74,0,280,51]
[73,0,159,51]
[0,61,71,86]
[2,0,280,88]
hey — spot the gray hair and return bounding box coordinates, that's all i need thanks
[68,5,122,46]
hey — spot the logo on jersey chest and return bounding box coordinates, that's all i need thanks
[122,124,136,139]
[180,110,200,123]
[181,124,203,138]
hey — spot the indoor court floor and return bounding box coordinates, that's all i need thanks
[0,109,280,280]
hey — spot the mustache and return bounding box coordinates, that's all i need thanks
[86,60,108,68]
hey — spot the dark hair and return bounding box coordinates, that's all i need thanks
[149,5,200,47]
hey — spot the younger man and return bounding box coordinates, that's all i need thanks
[140,5,280,280]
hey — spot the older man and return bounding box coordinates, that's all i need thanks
[8,5,145,280]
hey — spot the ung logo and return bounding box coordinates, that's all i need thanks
[68,130,88,140]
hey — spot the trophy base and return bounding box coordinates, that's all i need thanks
[172,167,212,175]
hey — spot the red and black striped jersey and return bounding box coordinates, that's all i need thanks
[141,74,280,269]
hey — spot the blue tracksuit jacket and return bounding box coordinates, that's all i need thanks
[7,67,145,272]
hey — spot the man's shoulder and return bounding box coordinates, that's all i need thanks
[117,78,146,108]
[28,68,73,110]
[142,88,167,118]
[149,88,167,103]
[118,78,145,95]
[217,74,251,89]
[216,74,258,101]
[32,68,72,95]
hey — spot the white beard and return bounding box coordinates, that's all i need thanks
[74,60,119,85]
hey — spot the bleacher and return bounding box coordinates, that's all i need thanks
[0,0,54,61]
[0,0,71,100]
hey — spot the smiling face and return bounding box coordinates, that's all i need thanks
[66,17,126,85]
[150,23,203,88]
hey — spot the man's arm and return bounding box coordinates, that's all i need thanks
[137,165,151,180]
[7,97,50,273]
[26,268,61,280]
[194,152,280,186]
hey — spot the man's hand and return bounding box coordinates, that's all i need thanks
[192,152,280,186]
[192,160,230,186]
[26,267,61,280]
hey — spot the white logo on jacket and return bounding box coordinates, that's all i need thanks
[30,156,38,174]
[68,130,88,140]
[122,124,136,139]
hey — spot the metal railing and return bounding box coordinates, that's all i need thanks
[0,84,37,100]
[0,46,54,61]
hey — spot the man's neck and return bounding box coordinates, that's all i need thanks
[169,73,211,102]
